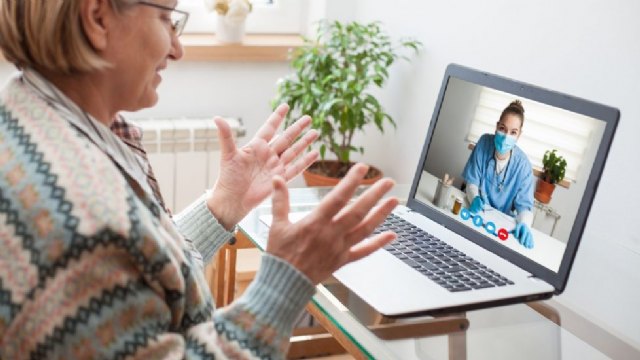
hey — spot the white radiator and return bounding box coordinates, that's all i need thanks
[134,117,246,213]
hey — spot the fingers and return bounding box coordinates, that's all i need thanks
[279,128,318,165]
[270,115,313,155]
[525,232,534,249]
[512,224,534,249]
[347,232,397,264]
[521,235,530,248]
[279,127,319,181]
[214,117,237,161]
[284,150,319,181]
[512,224,521,238]
[344,196,399,245]
[333,178,396,232]
[270,176,290,224]
[313,163,370,221]
[255,104,289,142]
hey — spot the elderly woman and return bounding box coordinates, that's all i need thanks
[0,1,398,359]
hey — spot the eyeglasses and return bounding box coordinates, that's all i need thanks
[136,1,190,37]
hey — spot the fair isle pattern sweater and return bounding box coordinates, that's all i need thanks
[0,76,315,359]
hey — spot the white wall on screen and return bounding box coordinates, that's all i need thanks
[423,77,481,189]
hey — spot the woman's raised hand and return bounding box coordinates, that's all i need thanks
[207,104,319,230]
[267,164,399,284]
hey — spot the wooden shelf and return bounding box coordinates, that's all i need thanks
[1,34,303,63]
[181,33,303,62]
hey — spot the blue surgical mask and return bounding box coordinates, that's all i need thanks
[494,131,517,155]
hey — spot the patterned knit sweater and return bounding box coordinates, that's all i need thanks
[0,76,315,359]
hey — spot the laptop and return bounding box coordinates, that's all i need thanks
[332,64,620,316]
[267,64,619,317]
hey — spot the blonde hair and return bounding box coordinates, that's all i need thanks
[0,0,132,74]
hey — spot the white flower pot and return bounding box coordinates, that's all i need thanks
[216,15,246,44]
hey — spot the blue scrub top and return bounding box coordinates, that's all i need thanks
[462,134,534,215]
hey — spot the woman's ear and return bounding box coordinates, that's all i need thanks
[79,0,111,51]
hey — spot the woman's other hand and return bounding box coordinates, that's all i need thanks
[512,222,534,249]
[207,104,319,230]
[469,195,485,214]
[267,163,399,284]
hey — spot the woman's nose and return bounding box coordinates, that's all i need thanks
[169,34,184,61]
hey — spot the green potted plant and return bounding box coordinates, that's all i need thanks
[535,149,568,204]
[272,20,421,186]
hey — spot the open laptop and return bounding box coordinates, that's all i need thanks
[326,64,619,317]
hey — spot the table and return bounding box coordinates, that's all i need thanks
[237,186,636,359]
[417,171,566,271]
[533,200,562,236]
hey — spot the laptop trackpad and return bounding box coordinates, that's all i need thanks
[333,249,456,316]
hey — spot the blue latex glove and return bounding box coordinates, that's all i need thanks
[511,222,534,249]
[469,196,485,214]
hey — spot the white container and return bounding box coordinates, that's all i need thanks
[216,15,246,44]
[434,179,452,209]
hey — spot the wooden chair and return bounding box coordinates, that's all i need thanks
[208,231,256,308]
[205,233,347,358]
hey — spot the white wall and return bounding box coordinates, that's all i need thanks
[352,0,640,347]
[0,61,290,131]
[127,61,287,129]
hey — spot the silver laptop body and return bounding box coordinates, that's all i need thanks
[333,64,619,317]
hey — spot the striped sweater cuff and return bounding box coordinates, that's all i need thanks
[236,253,316,333]
[174,193,234,264]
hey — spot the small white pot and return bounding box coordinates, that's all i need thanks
[216,15,246,44]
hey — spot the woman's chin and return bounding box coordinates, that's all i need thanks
[124,93,159,112]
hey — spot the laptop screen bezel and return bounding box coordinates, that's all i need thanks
[407,64,619,293]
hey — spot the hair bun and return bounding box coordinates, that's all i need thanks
[509,99,525,114]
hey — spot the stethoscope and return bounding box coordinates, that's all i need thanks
[486,150,512,193]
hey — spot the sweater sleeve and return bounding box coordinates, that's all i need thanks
[0,194,315,360]
[174,192,235,265]
[186,254,316,359]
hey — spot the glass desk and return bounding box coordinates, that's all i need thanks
[237,186,636,359]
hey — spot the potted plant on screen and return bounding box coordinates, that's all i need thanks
[272,20,421,186]
[534,149,568,204]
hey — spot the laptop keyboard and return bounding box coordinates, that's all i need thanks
[374,214,514,292]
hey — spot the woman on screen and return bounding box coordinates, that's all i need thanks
[462,100,535,249]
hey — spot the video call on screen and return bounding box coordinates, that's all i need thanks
[415,77,606,272]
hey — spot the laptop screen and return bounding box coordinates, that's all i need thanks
[407,64,618,291]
